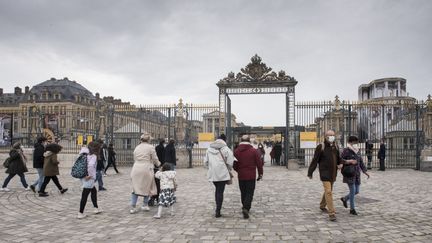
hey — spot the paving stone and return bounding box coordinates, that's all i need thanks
[0,167,432,241]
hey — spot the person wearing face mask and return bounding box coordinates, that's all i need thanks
[340,136,370,215]
[307,130,349,221]
[30,137,48,193]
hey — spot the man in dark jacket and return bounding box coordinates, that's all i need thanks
[307,130,351,221]
[273,142,282,165]
[234,135,264,219]
[30,137,47,193]
[365,140,373,169]
[149,139,165,206]
[378,140,386,171]
[96,139,107,191]
[164,139,176,169]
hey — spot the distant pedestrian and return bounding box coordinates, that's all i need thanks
[30,137,47,193]
[77,142,103,219]
[153,163,177,218]
[270,146,275,165]
[273,142,282,165]
[307,130,348,221]
[164,139,177,170]
[340,136,370,215]
[130,134,161,214]
[149,139,165,206]
[204,134,235,218]
[1,142,30,192]
[365,140,373,169]
[234,134,263,219]
[104,143,119,174]
[378,140,386,171]
[39,143,68,197]
[258,143,265,163]
[96,139,107,191]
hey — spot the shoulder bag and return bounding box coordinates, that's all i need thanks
[219,149,233,185]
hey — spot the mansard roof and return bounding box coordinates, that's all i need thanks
[24,77,95,102]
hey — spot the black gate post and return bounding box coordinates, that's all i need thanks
[285,92,289,167]
[416,104,420,170]
[167,107,171,140]
[348,104,352,138]
[226,95,232,148]
[139,107,143,134]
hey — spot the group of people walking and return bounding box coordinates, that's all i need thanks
[308,130,371,221]
[2,129,381,222]
[205,134,264,219]
[1,137,68,196]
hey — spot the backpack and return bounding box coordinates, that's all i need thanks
[71,154,88,178]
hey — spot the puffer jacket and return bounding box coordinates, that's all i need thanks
[204,139,235,182]
[5,149,28,174]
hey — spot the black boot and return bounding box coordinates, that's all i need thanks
[215,210,221,218]
[350,209,358,215]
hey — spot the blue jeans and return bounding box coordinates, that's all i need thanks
[32,168,44,191]
[344,183,360,209]
[96,170,104,189]
[131,193,149,207]
[2,173,28,188]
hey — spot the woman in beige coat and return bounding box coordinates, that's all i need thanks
[130,134,161,214]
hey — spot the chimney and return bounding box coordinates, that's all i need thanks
[95,92,100,99]
[14,87,22,95]
[25,86,30,94]
[0,88,3,95]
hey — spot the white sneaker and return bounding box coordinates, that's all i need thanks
[129,208,139,214]
[25,186,31,191]
[94,207,103,214]
[1,187,10,192]
[77,213,87,219]
[141,206,150,211]
[153,214,161,219]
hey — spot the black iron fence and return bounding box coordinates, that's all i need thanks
[294,97,429,169]
[0,101,219,167]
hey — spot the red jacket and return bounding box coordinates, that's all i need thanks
[234,143,263,180]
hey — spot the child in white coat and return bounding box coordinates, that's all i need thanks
[153,163,177,218]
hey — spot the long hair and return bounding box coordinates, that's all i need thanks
[87,141,100,155]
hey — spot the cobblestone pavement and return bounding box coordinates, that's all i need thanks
[0,166,431,243]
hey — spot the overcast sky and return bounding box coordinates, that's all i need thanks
[1,0,431,126]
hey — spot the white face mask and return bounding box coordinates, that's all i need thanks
[327,136,335,143]
[352,144,359,150]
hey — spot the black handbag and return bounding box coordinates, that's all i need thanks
[3,157,10,168]
[342,164,356,177]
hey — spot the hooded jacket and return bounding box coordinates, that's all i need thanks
[204,139,235,182]
[234,142,263,180]
[43,151,60,177]
[79,147,97,180]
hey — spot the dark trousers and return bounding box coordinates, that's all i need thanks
[80,187,98,213]
[275,155,281,165]
[239,180,256,211]
[2,173,28,188]
[105,162,119,174]
[39,176,63,193]
[367,156,372,169]
[150,177,161,204]
[213,181,227,212]
[379,159,386,171]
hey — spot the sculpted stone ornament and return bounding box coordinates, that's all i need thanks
[218,54,296,84]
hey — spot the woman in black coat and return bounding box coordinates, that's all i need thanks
[164,139,176,169]
[1,142,29,191]
[104,143,119,174]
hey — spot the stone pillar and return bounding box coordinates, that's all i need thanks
[420,147,432,172]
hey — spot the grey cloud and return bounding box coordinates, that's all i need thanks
[0,0,431,125]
